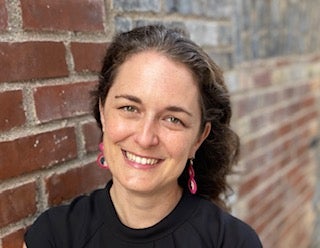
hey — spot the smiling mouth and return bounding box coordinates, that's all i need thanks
[124,151,160,165]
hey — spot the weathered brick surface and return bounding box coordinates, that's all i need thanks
[0,42,68,83]
[0,0,7,31]
[21,0,104,31]
[34,81,96,123]
[252,69,272,87]
[232,57,319,247]
[2,228,25,248]
[0,182,36,228]
[71,42,107,72]
[0,90,26,131]
[0,128,77,180]
[82,122,101,153]
[46,162,110,206]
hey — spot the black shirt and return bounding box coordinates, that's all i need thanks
[25,181,262,247]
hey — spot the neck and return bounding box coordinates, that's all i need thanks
[110,181,183,229]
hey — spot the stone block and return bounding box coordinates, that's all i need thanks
[114,0,160,12]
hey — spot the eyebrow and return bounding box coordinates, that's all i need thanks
[115,94,141,103]
[115,94,193,117]
[165,106,192,117]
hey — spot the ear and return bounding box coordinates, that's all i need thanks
[99,100,106,133]
[189,122,211,157]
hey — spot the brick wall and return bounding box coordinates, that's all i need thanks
[230,1,320,247]
[0,1,319,247]
[0,1,110,247]
[227,55,320,247]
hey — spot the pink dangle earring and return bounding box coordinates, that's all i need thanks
[188,158,197,194]
[96,143,109,169]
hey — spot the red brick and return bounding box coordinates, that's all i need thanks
[249,113,268,132]
[241,139,256,158]
[46,162,111,205]
[286,169,303,195]
[240,159,281,197]
[246,185,285,235]
[271,105,289,123]
[0,90,26,131]
[295,83,310,96]
[255,190,284,225]
[295,141,309,157]
[0,42,68,83]
[0,0,8,31]
[247,183,274,210]
[2,228,26,248]
[271,141,287,158]
[0,127,77,180]
[244,153,268,171]
[34,81,96,122]
[296,110,317,128]
[261,91,280,108]
[277,122,293,136]
[253,70,271,87]
[261,232,275,248]
[278,152,292,170]
[287,101,300,116]
[283,86,295,99]
[233,95,260,118]
[310,54,320,62]
[21,0,104,32]
[71,42,107,72]
[277,207,310,248]
[301,95,315,108]
[259,130,277,147]
[301,183,314,203]
[275,58,291,67]
[254,200,283,234]
[82,122,101,153]
[0,182,36,228]
[238,174,260,197]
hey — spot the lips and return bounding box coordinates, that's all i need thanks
[124,150,159,166]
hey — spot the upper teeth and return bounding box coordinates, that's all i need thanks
[126,151,158,165]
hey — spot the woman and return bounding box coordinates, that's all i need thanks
[24,25,262,247]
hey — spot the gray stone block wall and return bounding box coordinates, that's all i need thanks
[113,0,161,12]
[164,0,232,19]
[113,0,234,70]
[233,0,320,64]
[113,0,320,69]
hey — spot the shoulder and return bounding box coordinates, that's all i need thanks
[189,196,262,247]
[25,187,107,247]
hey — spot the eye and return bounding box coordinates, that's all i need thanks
[119,106,138,113]
[166,116,184,126]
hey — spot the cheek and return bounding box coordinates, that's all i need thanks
[104,116,131,142]
[162,132,197,159]
[102,117,131,167]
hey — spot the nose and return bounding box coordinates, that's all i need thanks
[134,117,159,148]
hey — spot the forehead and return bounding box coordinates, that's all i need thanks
[107,50,202,110]
[115,51,198,90]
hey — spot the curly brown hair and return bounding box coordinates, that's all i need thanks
[92,25,239,209]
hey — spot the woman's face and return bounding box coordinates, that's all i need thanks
[100,51,210,195]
